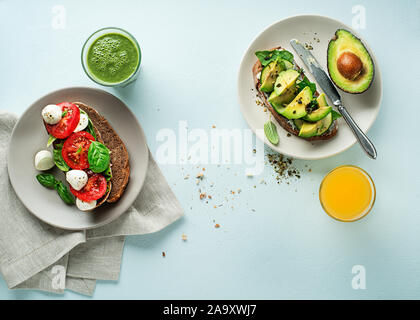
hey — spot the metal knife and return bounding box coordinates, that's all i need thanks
[290,39,377,159]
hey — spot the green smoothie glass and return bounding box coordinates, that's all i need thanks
[82,27,141,87]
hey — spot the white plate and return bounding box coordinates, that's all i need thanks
[8,87,149,230]
[237,15,382,160]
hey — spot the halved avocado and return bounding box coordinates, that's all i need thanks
[260,60,284,92]
[268,85,298,112]
[303,94,332,122]
[327,29,374,94]
[278,86,312,119]
[274,69,300,95]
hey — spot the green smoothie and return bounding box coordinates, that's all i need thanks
[87,33,139,84]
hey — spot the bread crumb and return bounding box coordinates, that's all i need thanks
[200,193,207,200]
[215,224,220,228]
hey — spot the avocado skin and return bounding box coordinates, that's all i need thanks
[327,29,374,94]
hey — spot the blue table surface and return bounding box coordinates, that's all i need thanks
[1,0,419,299]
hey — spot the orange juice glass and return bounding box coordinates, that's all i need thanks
[319,165,375,222]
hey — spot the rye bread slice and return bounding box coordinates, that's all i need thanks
[74,102,130,203]
[252,47,338,141]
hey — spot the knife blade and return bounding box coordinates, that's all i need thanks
[289,39,377,159]
[290,39,342,105]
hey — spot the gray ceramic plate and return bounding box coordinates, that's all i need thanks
[8,87,149,230]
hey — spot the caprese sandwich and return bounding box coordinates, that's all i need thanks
[34,101,130,212]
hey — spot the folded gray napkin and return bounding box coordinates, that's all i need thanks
[0,111,183,296]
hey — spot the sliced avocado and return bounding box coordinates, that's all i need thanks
[274,69,300,95]
[317,93,328,107]
[278,86,312,120]
[294,119,303,130]
[316,112,333,136]
[298,121,319,138]
[303,106,332,122]
[298,112,333,138]
[282,59,294,70]
[327,29,374,94]
[302,93,332,122]
[260,60,284,93]
[268,85,298,113]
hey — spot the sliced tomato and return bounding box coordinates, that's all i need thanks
[70,173,107,202]
[45,102,80,139]
[62,131,95,170]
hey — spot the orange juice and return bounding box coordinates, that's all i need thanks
[319,165,375,222]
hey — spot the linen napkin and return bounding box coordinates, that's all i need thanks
[0,111,183,296]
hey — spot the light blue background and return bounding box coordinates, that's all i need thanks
[0,0,419,299]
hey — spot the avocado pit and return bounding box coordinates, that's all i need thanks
[336,51,363,81]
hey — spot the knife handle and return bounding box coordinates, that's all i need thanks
[336,104,377,159]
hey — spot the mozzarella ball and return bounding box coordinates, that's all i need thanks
[76,198,97,211]
[34,150,55,171]
[42,104,62,125]
[74,112,89,132]
[65,170,88,191]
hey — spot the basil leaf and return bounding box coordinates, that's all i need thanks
[53,148,70,172]
[103,165,112,181]
[255,49,294,67]
[46,135,57,147]
[55,181,75,205]
[296,76,317,95]
[36,173,56,188]
[264,121,279,145]
[36,173,74,205]
[79,108,97,139]
[331,110,342,121]
[85,119,97,139]
[88,141,110,173]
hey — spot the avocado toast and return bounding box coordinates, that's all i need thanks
[253,46,340,141]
